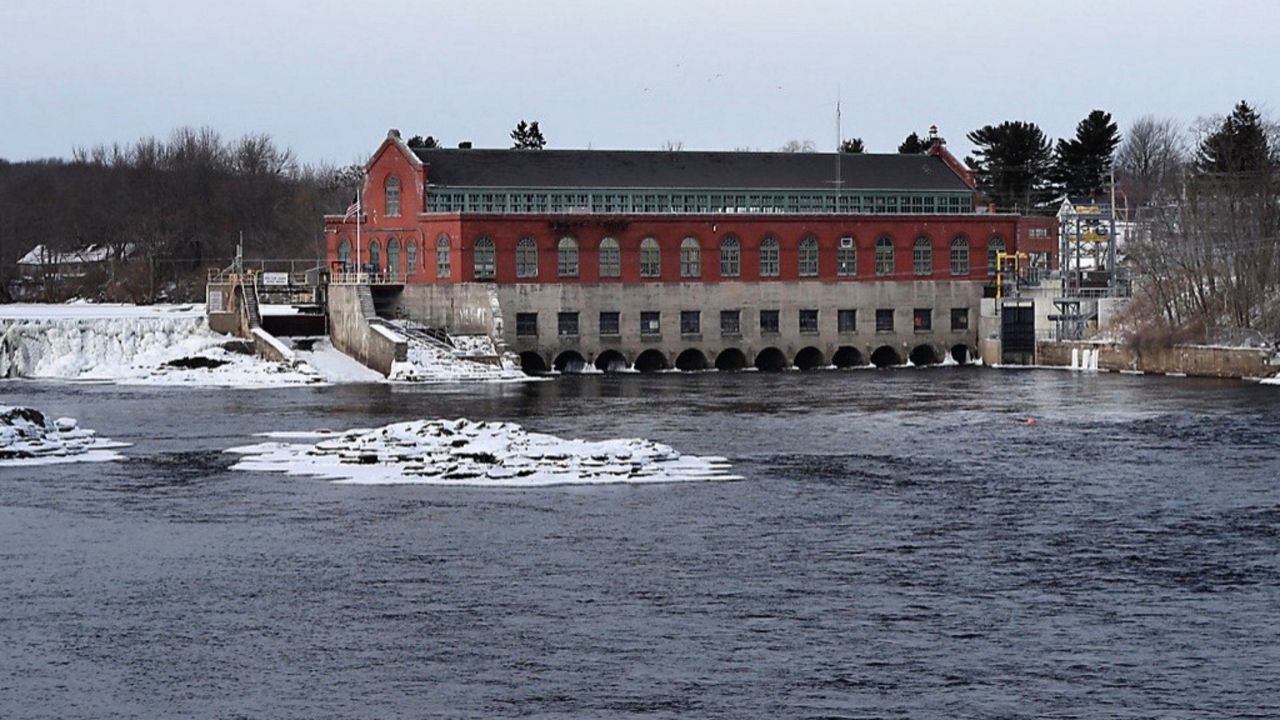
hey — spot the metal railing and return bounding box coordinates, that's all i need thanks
[329,271,408,286]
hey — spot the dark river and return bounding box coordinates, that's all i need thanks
[2,369,1279,719]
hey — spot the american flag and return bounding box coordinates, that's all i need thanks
[343,199,361,220]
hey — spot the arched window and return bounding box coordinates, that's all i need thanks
[599,237,620,278]
[368,239,381,271]
[875,236,894,276]
[640,237,661,277]
[680,237,700,277]
[950,236,969,275]
[798,235,819,276]
[837,236,856,276]
[558,237,579,278]
[387,237,401,275]
[988,236,1006,276]
[385,176,401,217]
[474,236,495,280]
[719,235,740,277]
[516,237,538,278]
[913,236,932,276]
[436,234,451,279]
[759,235,780,277]
[406,240,417,272]
[337,238,351,269]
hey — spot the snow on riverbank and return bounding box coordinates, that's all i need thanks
[0,406,128,465]
[0,303,321,387]
[227,418,738,486]
[389,340,527,383]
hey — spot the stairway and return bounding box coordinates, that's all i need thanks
[240,279,262,328]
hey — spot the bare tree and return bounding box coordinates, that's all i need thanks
[1115,116,1186,209]
[778,140,816,153]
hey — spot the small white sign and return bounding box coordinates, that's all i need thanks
[207,290,225,313]
[261,272,289,286]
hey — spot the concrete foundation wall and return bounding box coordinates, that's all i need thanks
[328,284,408,375]
[491,280,984,368]
[1037,340,1276,379]
[387,283,496,336]
[206,281,244,336]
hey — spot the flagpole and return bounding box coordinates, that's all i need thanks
[356,175,363,282]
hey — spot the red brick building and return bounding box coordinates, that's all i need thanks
[324,130,1056,371]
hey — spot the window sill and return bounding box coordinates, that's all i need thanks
[558,333,580,339]
[680,333,702,340]
[640,334,663,341]
[914,329,933,334]
[600,332,621,341]
[875,329,895,334]
[760,330,780,336]
[799,329,819,335]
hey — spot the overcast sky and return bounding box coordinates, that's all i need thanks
[4,0,1277,165]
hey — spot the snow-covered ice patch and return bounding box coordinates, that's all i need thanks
[0,406,129,465]
[227,418,739,486]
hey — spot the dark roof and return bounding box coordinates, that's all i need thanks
[412,148,972,192]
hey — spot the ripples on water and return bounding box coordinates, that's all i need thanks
[1,370,1278,718]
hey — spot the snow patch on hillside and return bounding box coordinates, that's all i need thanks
[227,418,738,486]
[0,406,128,465]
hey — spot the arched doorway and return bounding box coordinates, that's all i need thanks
[553,350,588,373]
[754,347,788,372]
[594,350,628,373]
[675,349,709,371]
[714,348,749,371]
[871,346,902,368]
[519,351,549,374]
[633,349,669,373]
[832,346,864,368]
[909,344,941,366]
[794,346,826,370]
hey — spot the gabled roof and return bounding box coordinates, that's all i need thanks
[411,148,974,192]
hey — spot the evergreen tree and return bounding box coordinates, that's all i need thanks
[407,135,439,149]
[510,120,547,150]
[1196,100,1274,174]
[965,121,1054,212]
[839,138,865,153]
[1051,110,1121,197]
[898,132,926,153]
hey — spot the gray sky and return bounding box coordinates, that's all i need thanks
[4,0,1277,165]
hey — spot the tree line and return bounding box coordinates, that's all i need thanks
[0,128,357,302]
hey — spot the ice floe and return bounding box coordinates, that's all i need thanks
[0,406,129,465]
[227,418,739,486]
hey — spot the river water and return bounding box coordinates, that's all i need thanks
[2,369,1278,719]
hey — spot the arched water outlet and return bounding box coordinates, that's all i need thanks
[675,349,709,371]
[754,347,789,372]
[519,351,549,374]
[870,346,903,368]
[633,349,669,373]
[950,344,971,365]
[594,350,628,373]
[908,344,941,366]
[553,350,588,374]
[714,348,749,371]
[832,346,865,368]
[794,346,826,371]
